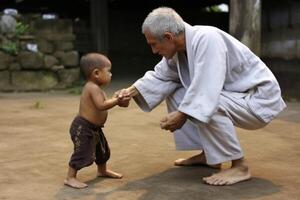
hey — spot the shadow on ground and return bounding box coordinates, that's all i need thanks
[56,167,279,200]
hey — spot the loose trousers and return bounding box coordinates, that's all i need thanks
[166,87,267,165]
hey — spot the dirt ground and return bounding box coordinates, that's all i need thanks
[0,80,300,200]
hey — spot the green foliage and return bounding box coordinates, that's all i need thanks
[15,22,29,36]
[32,101,45,109]
[204,5,223,13]
[0,41,18,55]
[0,21,30,55]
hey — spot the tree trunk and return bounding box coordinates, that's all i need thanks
[230,0,261,55]
[90,0,108,54]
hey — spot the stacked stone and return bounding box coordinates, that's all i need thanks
[0,14,80,91]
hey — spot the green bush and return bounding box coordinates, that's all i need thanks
[1,41,18,55]
[15,22,29,36]
[0,21,29,55]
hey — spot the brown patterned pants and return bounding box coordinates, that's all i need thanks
[68,116,110,170]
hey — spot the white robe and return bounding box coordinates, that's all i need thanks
[133,23,286,164]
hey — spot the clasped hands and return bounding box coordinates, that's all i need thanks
[114,89,131,107]
[114,88,187,132]
[160,111,187,132]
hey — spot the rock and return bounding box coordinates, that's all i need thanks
[11,70,58,91]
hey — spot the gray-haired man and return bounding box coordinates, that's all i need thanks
[120,7,286,186]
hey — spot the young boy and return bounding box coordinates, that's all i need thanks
[64,53,130,189]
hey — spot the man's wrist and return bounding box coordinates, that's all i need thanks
[127,85,139,97]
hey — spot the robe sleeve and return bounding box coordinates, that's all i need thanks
[133,57,181,112]
[178,30,227,123]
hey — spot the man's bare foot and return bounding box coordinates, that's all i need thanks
[64,178,88,189]
[98,169,123,179]
[203,165,251,186]
[174,153,221,169]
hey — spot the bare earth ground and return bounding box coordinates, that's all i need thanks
[0,80,300,200]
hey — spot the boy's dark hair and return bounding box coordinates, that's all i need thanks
[80,53,109,79]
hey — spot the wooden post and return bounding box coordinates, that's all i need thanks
[229,0,261,55]
[90,0,108,54]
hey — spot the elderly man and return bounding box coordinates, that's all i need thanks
[120,7,286,185]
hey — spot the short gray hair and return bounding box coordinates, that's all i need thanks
[142,7,185,40]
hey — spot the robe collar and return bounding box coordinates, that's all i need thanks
[174,22,196,88]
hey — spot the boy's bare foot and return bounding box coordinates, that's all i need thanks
[98,169,123,179]
[174,153,221,169]
[64,178,88,189]
[203,165,251,186]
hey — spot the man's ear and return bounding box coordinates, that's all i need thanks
[163,32,173,41]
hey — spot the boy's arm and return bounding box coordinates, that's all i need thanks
[89,84,118,111]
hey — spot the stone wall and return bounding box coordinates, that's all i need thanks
[262,0,300,98]
[0,14,80,91]
[262,1,300,60]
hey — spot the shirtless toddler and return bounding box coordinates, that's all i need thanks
[64,53,130,189]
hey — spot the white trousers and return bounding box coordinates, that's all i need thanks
[166,87,267,165]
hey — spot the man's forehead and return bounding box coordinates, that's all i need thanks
[145,32,158,44]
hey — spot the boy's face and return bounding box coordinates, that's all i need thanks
[93,62,112,86]
[99,65,112,85]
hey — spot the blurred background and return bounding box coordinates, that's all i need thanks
[0,0,299,100]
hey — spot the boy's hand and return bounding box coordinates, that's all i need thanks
[117,96,131,107]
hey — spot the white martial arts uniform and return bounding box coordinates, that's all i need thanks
[133,23,286,165]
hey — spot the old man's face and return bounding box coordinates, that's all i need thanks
[144,30,177,59]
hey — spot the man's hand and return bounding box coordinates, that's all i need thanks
[160,111,187,132]
[117,88,130,99]
[114,86,139,107]
[114,89,131,107]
